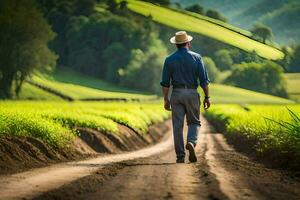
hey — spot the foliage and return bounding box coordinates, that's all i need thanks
[202,57,219,82]
[213,49,233,71]
[265,108,300,139]
[251,23,273,44]
[120,35,167,93]
[36,0,101,64]
[185,4,204,15]
[227,61,288,97]
[285,73,300,102]
[0,0,57,99]
[205,104,300,168]
[198,83,293,104]
[261,1,300,45]
[0,108,74,148]
[143,0,170,6]
[18,82,63,101]
[289,45,300,72]
[30,75,157,100]
[125,0,284,60]
[0,101,170,147]
[39,1,167,93]
[206,9,227,22]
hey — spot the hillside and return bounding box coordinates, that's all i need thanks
[260,2,300,44]
[285,73,300,102]
[18,68,293,104]
[124,0,283,60]
[172,0,262,18]
[174,0,300,44]
[202,84,294,104]
[23,69,157,101]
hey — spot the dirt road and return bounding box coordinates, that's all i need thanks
[1,118,299,200]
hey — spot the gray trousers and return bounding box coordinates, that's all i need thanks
[170,88,201,159]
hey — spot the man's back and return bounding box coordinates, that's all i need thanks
[161,47,209,88]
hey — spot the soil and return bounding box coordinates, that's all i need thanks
[1,118,299,200]
[0,136,83,175]
[0,120,170,175]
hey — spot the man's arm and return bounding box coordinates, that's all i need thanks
[160,59,172,111]
[201,84,210,109]
[198,57,211,109]
[162,87,171,111]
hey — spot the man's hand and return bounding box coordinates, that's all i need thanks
[164,99,171,111]
[203,98,210,109]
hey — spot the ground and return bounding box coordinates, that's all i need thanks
[0,118,299,200]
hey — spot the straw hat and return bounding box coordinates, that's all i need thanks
[170,31,193,44]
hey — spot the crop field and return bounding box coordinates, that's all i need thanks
[200,84,294,104]
[0,101,170,148]
[205,104,300,167]
[122,0,284,60]
[285,73,300,102]
[18,82,64,101]
[52,68,153,95]
[23,71,293,104]
[28,75,157,101]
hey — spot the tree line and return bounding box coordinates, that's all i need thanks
[0,0,299,99]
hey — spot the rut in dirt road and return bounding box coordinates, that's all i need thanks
[39,118,300,200]
[1,118,300,200]
[73,119,260,200]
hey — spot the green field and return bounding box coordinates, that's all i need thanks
[122,0,284,60]
[18,82,63,101]
[285,73,300,102]
[27,70,157,101]
[52,68,153,95]
[205,104,300,168]
[200,84,294,104]
[0,101,170,148]
[18,68,294,104]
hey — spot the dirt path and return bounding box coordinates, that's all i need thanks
[1,118,299,200]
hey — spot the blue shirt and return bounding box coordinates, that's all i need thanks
[160,48,210,88]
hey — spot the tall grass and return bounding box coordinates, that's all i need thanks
[0,101,170,148]
[205,104,300,168]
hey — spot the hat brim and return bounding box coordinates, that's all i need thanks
[170,35,193,44]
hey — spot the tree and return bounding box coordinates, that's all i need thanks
[120,35,167,93]
[0,0,57,99]
[251,24,273,44]
[144,0,170,6]
[174,2,181,9]
[107,0,118,13]
[206,9,227,22]
[120,1,128,10]
[75,0,97,16]
[103,42,129,83]
[185,4,204,15]
[227,61,287,97]
[279,46,292,72]
[289,45,300,72]
[213,49,233,71]
[202,57,219,82]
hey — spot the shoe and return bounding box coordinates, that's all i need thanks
[186,142,197,163]
[176,158,185,163]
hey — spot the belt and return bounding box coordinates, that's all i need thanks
[173,85,197,89]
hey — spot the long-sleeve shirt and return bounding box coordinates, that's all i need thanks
[160,47,210,88]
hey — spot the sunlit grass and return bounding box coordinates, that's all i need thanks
[123,0,284,60]
[200,84,294,104]
[285,73,300,102]
[30,75,157,101]
[0,101,170,147]
[205,104,300,160]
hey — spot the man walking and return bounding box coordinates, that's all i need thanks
[160,31,210,163]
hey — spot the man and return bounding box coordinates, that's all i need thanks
[160,31,210,163]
